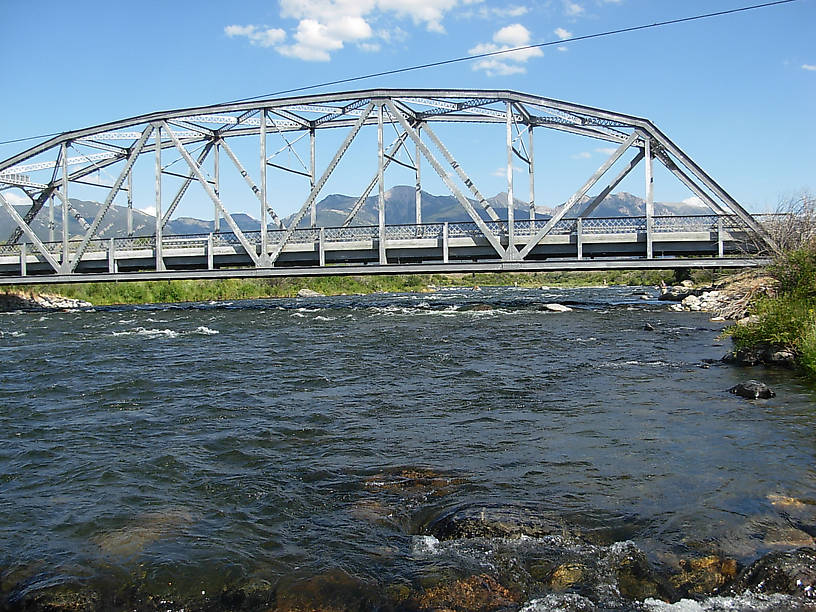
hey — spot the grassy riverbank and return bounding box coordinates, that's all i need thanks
[1,269,688,306]
[726,247,816,379]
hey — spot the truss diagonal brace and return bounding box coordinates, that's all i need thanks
[578,149,645,218]
[342,130,410,227]
[68,125,154,271]
[219,138,285,229]
[5,188,54,246]
[161,122,261,267]
[162,141,214,228]
[517,131,639,260]
[0,191,61,272]
[420,121,500,223]
[268,101,376,266]
[386,100,506,259]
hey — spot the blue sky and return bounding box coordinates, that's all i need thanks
[1,0,814,218]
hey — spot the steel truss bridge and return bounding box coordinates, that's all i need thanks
[0,89,771,285]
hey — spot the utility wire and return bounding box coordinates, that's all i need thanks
[0,0,802,148]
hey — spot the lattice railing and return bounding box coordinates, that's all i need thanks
[1,214,775,261]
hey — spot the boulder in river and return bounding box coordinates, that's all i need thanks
[722,343,797,368]
[296,288,324,298]
[731,547,816,597]
[729,380,775,399]
[541,303,572,312]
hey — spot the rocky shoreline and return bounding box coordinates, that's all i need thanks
[0,292,91,312]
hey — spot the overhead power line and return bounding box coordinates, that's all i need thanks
[0,0,802,148]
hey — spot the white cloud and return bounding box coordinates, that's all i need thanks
[229,0,463,61]
[803,64,816,71]
[469,23,543,76]
[554,27,572,40]
[277,15,373,61]
[563,1,584,16]
[224,24,286,47]
[1,191,29,207]
[378,0,458,32]
[594,147,617,155]
[682,196,707,208]
[557,45,568,52]
[572,152,592,159]
[139,206,157,217]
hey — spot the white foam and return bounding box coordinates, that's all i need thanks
[193,326,219,335]
[113,327,179,339]
[0,330,26,338]
[643,592,807,611]
[412,535,441,556]
[313,316,336,321]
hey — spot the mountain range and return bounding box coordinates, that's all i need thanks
[0,186,712,241]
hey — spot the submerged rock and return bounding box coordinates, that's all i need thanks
[608,541,675,602]
[274,569,382,611]
[731,547,816,597]
[729,380,775,400]
[413,573,518,611]
[669,555,739,597]
[425,504,564,541]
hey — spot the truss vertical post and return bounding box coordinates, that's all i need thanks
[127,169,133,237]
[19,243,26,276]
[260,109,268,259]
[577,218,583,260]
[214,140,220,233]
[717,217,724,257]
[506,102,515,258]
[442,222,449,263]
[310,127,316,227]
[48,195,55,243]
[61,142,69,269]
[207,233,214,269]
[377,103,387,265]
[528,127,536,221]
[319,227,325,266]
[154,124,164,271]
[645,138,654,259]
[415,125,422,225]
[108,238,115,273]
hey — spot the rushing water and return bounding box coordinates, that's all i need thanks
[0,286,814,611]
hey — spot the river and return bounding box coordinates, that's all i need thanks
[1,285,814,611]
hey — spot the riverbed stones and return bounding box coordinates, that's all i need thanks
[731,547,816,597]
[728,380,775,399]
[548,562,587,591]
[608,542,675,602]
[274,569,381,611]
[413,573,518,611]
[669,555,739,597]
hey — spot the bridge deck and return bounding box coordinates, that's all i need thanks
[0,216,765,285]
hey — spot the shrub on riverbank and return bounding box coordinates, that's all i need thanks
[727,235,816,379]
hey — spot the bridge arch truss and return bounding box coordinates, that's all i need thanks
[0,89,770,281]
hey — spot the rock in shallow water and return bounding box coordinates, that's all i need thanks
[729,381,775,399]
[731,547,816,597]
